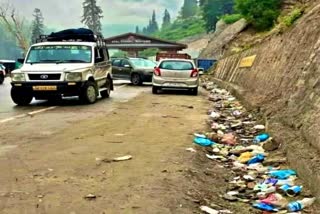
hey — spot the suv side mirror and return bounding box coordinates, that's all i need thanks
[17,58,25,64]
[124,64,131,68]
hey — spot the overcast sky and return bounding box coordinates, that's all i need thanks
[0,0,183,35]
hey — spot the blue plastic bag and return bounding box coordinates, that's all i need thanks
[193,137,215,147]
[253,133,270,143]
[247,154,265,165]
[253,203,278,212]
[268,169,297,179]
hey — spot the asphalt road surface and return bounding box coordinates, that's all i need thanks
[0,77,145,122]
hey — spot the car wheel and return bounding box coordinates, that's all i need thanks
[100,78,111,99]
[80,81,98,104]
[152,86,159,94]
[0,75,4,84]
[11,87,33,106]
[190,87,198,96]
[131,73,142,86]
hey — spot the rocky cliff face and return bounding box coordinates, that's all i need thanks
[204,2,320,196]
[200,19,248,60]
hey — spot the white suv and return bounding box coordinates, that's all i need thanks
[11,28,113,105]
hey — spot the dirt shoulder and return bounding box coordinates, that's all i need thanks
[0,90,211,214]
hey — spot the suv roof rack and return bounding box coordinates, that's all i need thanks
[36,28,106,48]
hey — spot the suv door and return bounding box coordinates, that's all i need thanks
[94,47,108,87]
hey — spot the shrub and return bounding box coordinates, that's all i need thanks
[222,14,243,24]
[281,8,303,27]
[235,0,281,31]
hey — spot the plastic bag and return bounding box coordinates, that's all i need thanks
[194,137,215,147]
[268,169,297,179]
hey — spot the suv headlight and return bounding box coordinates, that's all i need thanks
[11,73,26,82]
[65,73,82,82]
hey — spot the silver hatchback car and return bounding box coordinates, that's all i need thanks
[152,59,199,95]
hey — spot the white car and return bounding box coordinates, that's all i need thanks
[152,59,200,95]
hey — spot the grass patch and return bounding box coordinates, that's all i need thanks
[280,8,304,27]
[221,14,243,24]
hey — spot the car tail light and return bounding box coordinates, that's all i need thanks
[190,69,198,77]
[154,67,161,76]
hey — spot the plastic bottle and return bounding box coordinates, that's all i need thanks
[253,133,270,144]
[287,198,316,212]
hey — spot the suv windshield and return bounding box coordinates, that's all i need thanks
[130,58,156,68]
[26,45,92,64]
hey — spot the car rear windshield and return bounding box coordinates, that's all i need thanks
[159,61,194,70]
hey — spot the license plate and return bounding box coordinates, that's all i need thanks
[32,86,57,91]
[165,82,185,87]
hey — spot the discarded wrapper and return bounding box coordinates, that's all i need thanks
[113,155,133,162]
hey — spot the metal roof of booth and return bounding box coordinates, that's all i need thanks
[104,33,187,51]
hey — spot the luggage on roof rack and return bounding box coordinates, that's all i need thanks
[36,28,106,47]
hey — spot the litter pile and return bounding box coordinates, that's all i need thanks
[193,82,316,213]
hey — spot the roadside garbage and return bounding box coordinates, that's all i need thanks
[268,169,297,179]
[253,202,279,212]
[195,81,316,213]
[253,133,270,144]
[259,193,288,208]
[186,148,197,153]
[113,155,133,162]
[194,136,215,147]
[254,125,266,130]
[221,133,237,145]
[84,194,96,200]
[247,154,265,165]
[200,206,219,214]
[280,185,303,197]
[238,152,254,163]
[287,198,316,212]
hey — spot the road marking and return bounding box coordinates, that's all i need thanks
[27,106,57,115]
[0,106,57,124]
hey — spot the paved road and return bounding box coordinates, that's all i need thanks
[0,77,148,121]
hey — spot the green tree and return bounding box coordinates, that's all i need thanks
[235,0,281,31]
[31,8,44,44]
[150,10,159,33]
[199,0,206,6]
[181,0,198,19]
[202,0,234,32]
[81,0,103,34]
[162,9,171,29]
[135,26,140,34]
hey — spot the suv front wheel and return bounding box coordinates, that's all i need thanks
[11,87,33,106]
[80,81,98,104]
[100,78,111,98]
